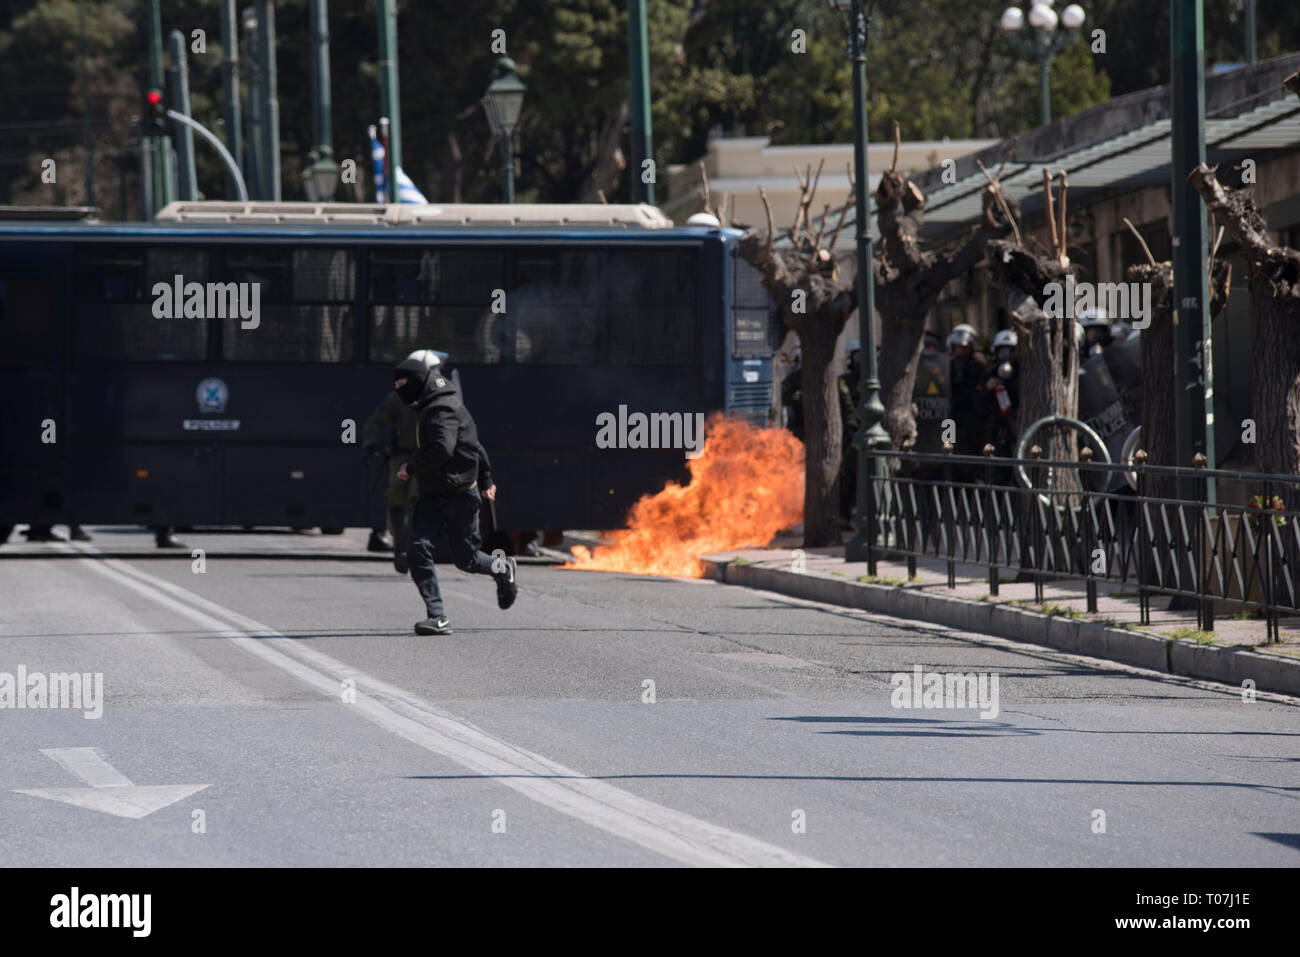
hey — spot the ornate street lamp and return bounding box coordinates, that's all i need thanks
[828,0,890,571]
[1001,2,1086,126]
[481,56,526,204]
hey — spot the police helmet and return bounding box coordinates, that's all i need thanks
[1078,307,1110,329]
[404,348,449,371]
[947,324,977,350]
[992,329,1018,350]
[393,348,449,399]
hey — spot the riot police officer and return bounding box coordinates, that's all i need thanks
[981,329,1020,459]
[1079,307,1111,359]
[947,324,986,469]
[364,352,424,573]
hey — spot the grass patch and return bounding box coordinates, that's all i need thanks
[857,574,907,587]
[1040,603,1084,619]
[732,556,749,565]
[1231,609,1262,620]
[1167,627,1216,644]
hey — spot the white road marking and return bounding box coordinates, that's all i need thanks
[66,545,830,868]
[42,747,132,787]
[15,747,208,820]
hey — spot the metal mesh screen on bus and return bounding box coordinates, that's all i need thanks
[222,305,354,362]
[368,248,506,363]
[514,252,600,365]
[217,248,355,361]
[76,302,207,360]
[369,305,503,364]
[605,250,695,366]
[73,246,211,360]
[732,255,777,358]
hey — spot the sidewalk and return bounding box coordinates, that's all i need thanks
[702,536,1300,697]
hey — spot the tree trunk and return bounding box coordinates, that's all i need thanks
[1189,163,1300,493]
[987,241,1079,493]
[799,324,843,545]
[878,313,928,448]
[873,148,1014,448]
[737,214,857,548]
[1130,258,1230,500]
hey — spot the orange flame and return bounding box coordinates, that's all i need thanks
[566,415,804,577]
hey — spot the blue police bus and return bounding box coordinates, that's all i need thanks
[0,202,778,546]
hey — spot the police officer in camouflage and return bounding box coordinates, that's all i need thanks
[364,366,420,573]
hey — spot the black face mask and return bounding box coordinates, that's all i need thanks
[395,374,425,405]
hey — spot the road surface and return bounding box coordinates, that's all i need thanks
[1,528,1296,867]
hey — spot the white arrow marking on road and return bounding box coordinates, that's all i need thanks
[14,748,208,820]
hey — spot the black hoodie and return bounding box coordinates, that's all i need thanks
[408,371,494,496]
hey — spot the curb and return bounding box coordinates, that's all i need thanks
[700,558,1300,698]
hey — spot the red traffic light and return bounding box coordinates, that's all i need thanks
[146,89,162,105]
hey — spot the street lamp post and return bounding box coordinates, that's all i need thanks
[482,57,526,204]
[303,0,338,202]
[829,0,890,571]
[1000,2,1086,127]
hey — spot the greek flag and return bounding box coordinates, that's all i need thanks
[368,125,386,203]
[369,125,428,204]
[394,166,428,204]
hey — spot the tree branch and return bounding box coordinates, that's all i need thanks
[1123,217,1157,267]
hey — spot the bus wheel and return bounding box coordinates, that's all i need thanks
[319,527,345,535]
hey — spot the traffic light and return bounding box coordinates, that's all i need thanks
[145,88,167,135]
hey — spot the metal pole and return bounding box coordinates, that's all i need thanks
[847,0,891,569]
[242,8,263,199]
[140,131,153,220]
[309,0,333,151]
[256,0,280,200]
[146,0,174,213]
[1170,0,1215,506]
[1245,0,1257,65]
[219,0,242,200]
[78,0,94,206]
[500,137,514,204]
[167,30,198,201]
[1039,53,1051,126]
[376,0,402,181]
[627,0,654,204]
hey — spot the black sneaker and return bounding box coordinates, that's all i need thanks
[494,556,518,610]
[415,616,452,635]
[69,525,92,542]
[367,530,393,553]
[393,549,408,574]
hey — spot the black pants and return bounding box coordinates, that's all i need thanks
[407,488,495,618]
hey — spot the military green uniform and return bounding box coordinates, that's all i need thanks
[364,391,419,560]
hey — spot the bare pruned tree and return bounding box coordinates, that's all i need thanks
[1190,152,1300,489]
[724,159,857,546]
[983,165,1082,487]
[874,125,1017,449]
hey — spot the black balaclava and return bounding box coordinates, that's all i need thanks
[393,356,434,405]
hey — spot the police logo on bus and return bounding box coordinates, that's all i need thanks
[196,377,229,414]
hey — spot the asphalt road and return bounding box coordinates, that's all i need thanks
[1,527,1297,867]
